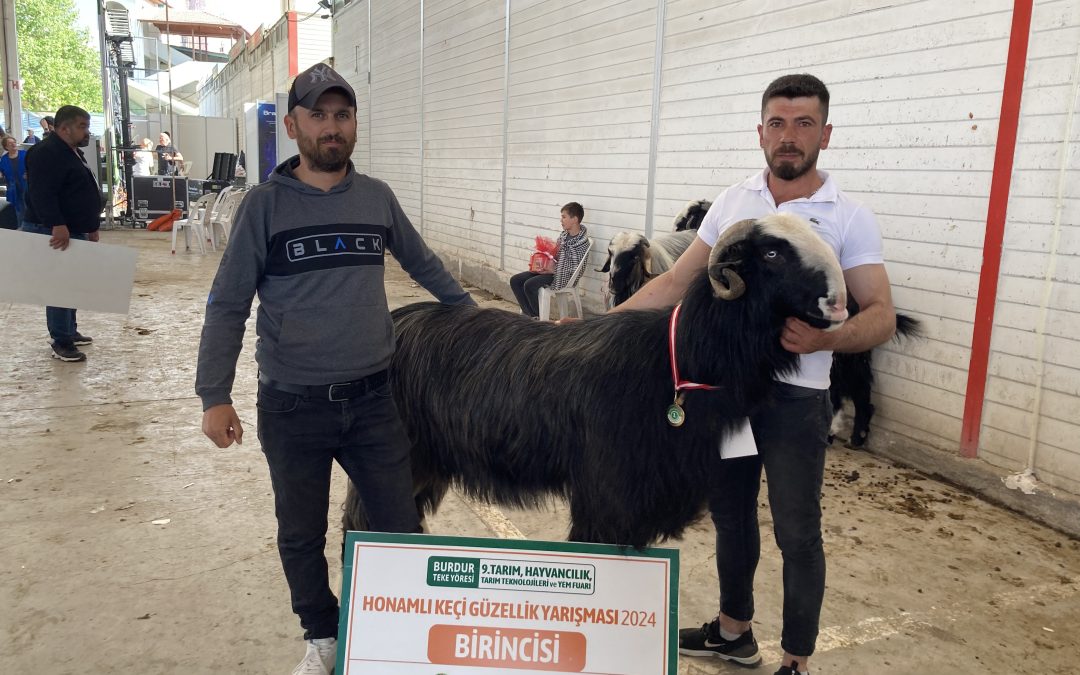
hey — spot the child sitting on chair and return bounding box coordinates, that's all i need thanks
[510,201,589,318]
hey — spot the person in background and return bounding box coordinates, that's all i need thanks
[21,106,103,363]
[132,138,155,177]
[154,131,183,176]
[23,128,40,145]
[509,201,590,318]
[0,135,30,229]
[196,62,475,675]
[40,116,55,138]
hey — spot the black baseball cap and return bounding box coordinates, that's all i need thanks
[287,63,357,112]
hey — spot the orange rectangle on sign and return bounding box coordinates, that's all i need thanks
[428,624,586,672]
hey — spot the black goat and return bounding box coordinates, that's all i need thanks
[599,230,697,308]
[597,199,711,308]
[673,198,712,231]
[603,222,922,449]
[343,214,849,548]
[829,297,922,447]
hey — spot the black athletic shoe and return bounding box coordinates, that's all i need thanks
[51,344,87,362]
[73,333,93,346]
[677,618,761,665]
[774,665,807,675]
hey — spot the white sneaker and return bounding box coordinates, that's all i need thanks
[292,637,337,675]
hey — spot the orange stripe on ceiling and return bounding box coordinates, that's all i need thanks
[288,11,298,77]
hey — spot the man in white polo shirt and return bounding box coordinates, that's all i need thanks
[613,74,897,675]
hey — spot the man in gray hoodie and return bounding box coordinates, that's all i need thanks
[196,63,475,675]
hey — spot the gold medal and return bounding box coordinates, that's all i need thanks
[666,392,686,427]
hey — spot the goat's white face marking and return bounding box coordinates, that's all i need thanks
[756,213,847,325]
[610,232,644,252]
[820,293,846,328]
[608,232,647,276]
[818,297,848,330]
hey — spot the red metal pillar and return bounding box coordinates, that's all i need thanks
[959,0,1034,458]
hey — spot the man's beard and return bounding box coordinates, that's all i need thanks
[767,143,819,181]
[297,131,355,172]
[77,136,90,147]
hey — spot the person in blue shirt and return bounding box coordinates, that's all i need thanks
[0,135,29,229]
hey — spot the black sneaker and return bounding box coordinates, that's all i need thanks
[774,665,806,675]
[52,344,87,362]
[73,333,93,346]
[678,618,761,665]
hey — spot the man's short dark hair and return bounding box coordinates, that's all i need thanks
[762,74,830,123]
[561,201,584,222]
[54,106,90,129]
[42,115,55,126]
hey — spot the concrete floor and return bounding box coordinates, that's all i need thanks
[1,230,1078,674]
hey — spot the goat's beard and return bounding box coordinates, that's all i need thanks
[296,131,355,173]
[766,144,820,181]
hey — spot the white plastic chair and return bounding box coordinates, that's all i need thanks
[206,186,235,248]
[171,193,216,254]
[210,188,246,243]
[538,237,593,321]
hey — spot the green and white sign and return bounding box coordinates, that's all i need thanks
[337,532,679,674]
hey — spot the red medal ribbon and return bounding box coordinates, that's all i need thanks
[669,303,721,395]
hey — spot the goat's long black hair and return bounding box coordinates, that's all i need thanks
[344,220,841,548]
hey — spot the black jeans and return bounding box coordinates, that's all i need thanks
[708,382,830,657]
[509,271,553,317]
[257,379,421,640]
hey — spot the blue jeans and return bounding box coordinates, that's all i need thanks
[708,382,831,657]
[20,223,86,347]
[256,379,421,640]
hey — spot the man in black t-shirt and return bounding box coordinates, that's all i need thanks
[154,131,184,175]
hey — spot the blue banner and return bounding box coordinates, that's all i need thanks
[257,102,277,183]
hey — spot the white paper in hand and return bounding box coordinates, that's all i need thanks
[0,229,138,314]
[721,417,758,459]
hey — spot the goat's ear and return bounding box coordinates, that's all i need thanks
[708,247,747,300]
[597,254,611,273]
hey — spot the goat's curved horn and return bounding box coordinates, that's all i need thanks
[710,266,745,299]
[710,219,757,260]
[707,218,757,300]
